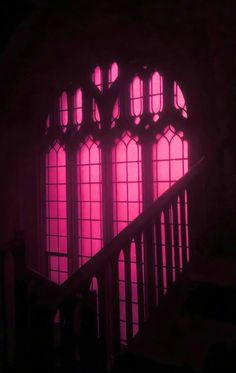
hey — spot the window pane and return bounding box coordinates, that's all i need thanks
[77,138,103,267]
[45,143,68,283]
[112,132,142,236]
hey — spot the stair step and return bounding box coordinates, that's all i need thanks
[121,255,236,372]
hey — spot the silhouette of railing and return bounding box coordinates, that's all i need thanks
[1,156,215,372]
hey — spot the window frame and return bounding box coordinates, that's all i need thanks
[41,62,189,280]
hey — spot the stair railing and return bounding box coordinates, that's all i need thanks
[1,153,220,372]
[49,156,209,371]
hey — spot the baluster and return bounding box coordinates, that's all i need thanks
[12,240,31,370]
[172,198,180,276]
[134,232,145,326]
[104,262,120,370]
[0,250,5,370]
[78,289,99,372]
[111,256,121,358]
[179,190,187,267]
[124,243,133,343]
[60,298,77,373]
[164,207,173,289]
[155,214,164,304]
[29,303,55,373]
[143,224,155,317]
[97,270,110,371]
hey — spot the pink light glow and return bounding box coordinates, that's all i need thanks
[130,76,143,121]
[152,126,189,199]
[46,143,68,284]
[174,82,188,118]
[109,62,119,87]
[112,132,142,235]
[111,99,120,127]
[77,138,103,266]
[93,100,101,123]
[59,91,68,127]
[149,71,163,115]
[92,66,103,92]
[74,88,83,126]
[48,256,68,284]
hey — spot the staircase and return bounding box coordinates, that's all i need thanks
[1,153,235,373]
[114,254,236,372]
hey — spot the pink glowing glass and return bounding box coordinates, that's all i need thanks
[49,256,68,285]
[74,88,83,126]
[174,82,188,118]
[130,76,143,121]
[46,143,68,284]
[152,126,188,199]
[92,66,103,92]
[112,99,120,120]
[59,91,68,127]
[112,132,142,236]
[93,100,101,123]
[109,62,119,87]
[149,71,163,115]
[77,138,103,266]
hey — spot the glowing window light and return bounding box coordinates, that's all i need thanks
[45,143,68,284]
[130,76,143,124]
[152,126,188,199]
[174,82,188,118]
[77,138,103,267]
[92,66,103,92]
[59,91,68,129]
[111,99,120,128]
[149,71,163,121]
[108,62,119,87]
[92,100,101,123]
[112,132,142,236]
[49,256,68,285]
[74,88,83,127]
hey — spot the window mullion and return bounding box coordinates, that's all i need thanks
[66,144,78,275]
[141,138,153,209]
[163,76,174,112]
[101,140,113,244]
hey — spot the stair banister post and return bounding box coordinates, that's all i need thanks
[124,241,133,344]
[143,223,156,318]
[164,206,174,289]
[134,232,145,325]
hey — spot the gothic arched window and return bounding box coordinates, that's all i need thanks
[43,63,188,284]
